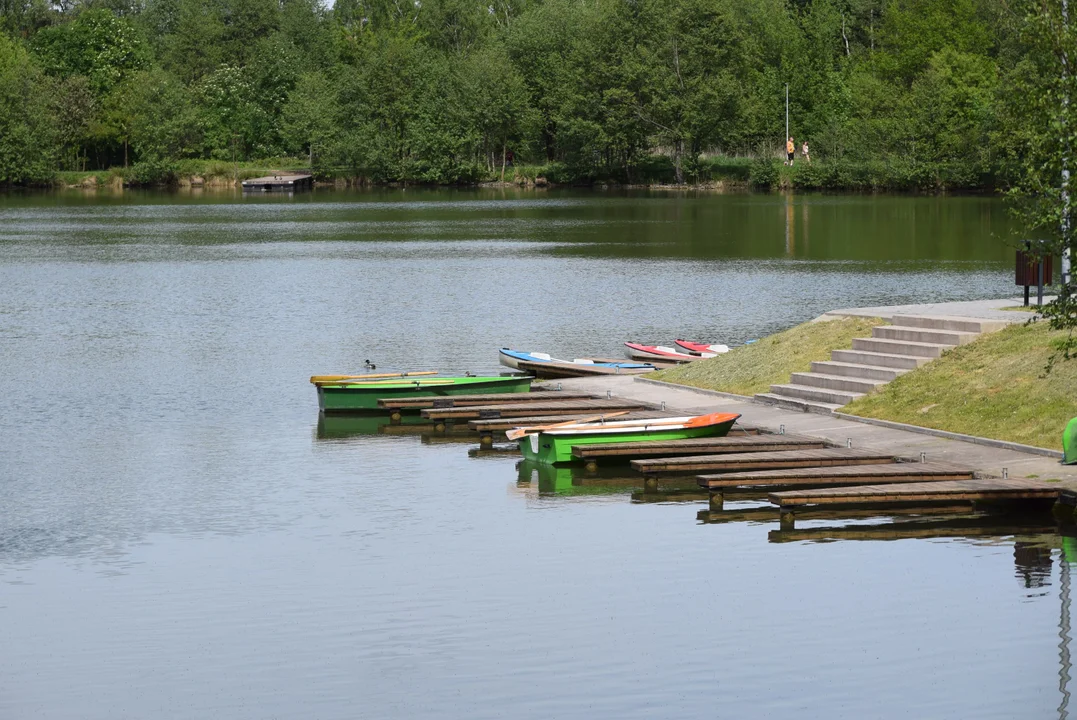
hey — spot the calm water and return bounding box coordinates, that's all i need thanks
[0,188,1069,718]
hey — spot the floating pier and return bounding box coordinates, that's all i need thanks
[697,504,977,525]
[420,398,651,421]
[631,447,897,476]
[241,174,313,192]
[697,461,974,489]
[769,478,1060,508]
[769,478,1059,529]
[319,369,1068,536]
[570,433,814,462]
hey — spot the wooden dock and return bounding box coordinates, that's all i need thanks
[420,398,650,421]
[378,391,595,410]
[697,504,978,525]
[697,462,974,489]
[769,478,1060,509]
[631,447,897,476]
[570,434,817,461]
[241,173,312,192]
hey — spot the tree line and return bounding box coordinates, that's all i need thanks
[0,0,1053,188]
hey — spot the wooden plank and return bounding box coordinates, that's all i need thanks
[697,504,977,525]
[631,447,897,475]
[571,434,823,460]
[467,446,520,458]
[697,462,973,489]
[468,410,683,432]
[421,398,650,420]
[631,490,713,503]
[770,478,1061,508]
[378,391,595,410]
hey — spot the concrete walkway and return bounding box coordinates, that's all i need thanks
[820,297,1043,323]
[550,375,1077,486]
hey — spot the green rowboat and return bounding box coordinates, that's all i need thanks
[515,411,741,464]
[316,375,533,413]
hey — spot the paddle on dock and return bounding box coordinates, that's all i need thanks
[506,412,631,440]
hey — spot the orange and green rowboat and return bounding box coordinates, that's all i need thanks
[514,411,741,464]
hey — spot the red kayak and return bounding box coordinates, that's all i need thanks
[675,339,730,354]
[624,342,716,362]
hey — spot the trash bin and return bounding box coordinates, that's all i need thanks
[1016,242,1054,305]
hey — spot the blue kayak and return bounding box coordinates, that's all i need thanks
[498,348,655,372]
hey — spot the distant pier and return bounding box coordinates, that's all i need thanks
[241,174,313,192]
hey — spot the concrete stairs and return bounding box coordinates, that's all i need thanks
[754,314,1008,414]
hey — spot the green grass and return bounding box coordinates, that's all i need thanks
[842,321,1077,450]
[54,157,311,188]
[650,316,886,396]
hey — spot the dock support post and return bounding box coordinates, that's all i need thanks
[780,509,795,530]
[479,433,494,447]
[709,491,724,511]
[1054,501,1075,524]
[644,476,659,493]
[434,422,446,433]
[390,411,402,424]
[585,461,599,473]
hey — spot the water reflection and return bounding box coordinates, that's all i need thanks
[1017,540,1055,593]
[767,514,1058,544]
[315,413,470,440]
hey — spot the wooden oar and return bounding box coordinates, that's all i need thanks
[507,412,739,440]
[310,370,439,384]
[539,413,738,432]
[506,411,631,441]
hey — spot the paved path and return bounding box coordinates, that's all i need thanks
[548,375,1077,486]
[819,297,1043,323]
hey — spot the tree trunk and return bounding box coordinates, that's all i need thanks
[124,139,128,169]
[674,140,684,184]
[501,142,507,183]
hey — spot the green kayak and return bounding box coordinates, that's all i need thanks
[316,375,533,413]
[515,411,741,464]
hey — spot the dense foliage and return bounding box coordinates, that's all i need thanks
[0,0,1053,188]
[1002,0,1076,364]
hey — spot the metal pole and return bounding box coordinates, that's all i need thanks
[1040,249,1046,306]
[1065,0,1072,291]
[785,84,789,152]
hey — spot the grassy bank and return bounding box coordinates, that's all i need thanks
[650,316,885,396]
[49,154,997,192]
[56,158,311,189]
[843,322,1077,450]
[506,155,991,191]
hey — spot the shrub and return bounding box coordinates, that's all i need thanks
[125,158,178,186]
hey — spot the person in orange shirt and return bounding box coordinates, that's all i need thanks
[786,137,795,165]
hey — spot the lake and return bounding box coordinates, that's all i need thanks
[0,188,1068,719]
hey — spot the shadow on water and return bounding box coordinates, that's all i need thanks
[315,413,476,440]
[766,511,1059,544]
